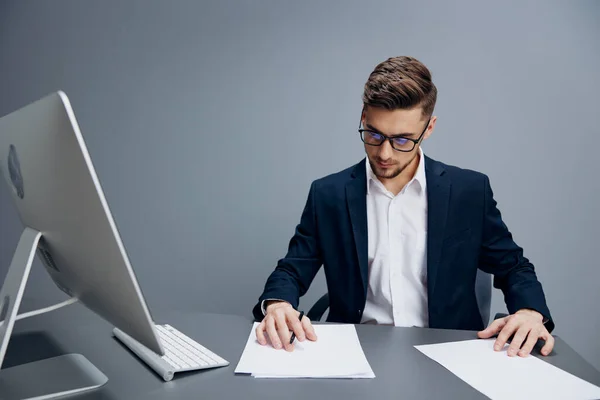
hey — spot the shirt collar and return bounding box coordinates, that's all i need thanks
[366,147,427,195]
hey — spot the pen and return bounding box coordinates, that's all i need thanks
[289,311,305,344]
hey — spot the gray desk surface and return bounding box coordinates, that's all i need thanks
[4,302,600,400]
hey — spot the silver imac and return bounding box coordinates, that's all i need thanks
[0,91,164,398]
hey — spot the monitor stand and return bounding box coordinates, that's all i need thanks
[0,228,108,399]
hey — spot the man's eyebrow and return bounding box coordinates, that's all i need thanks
[365,123,415,137]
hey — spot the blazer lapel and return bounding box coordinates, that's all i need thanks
[425,157,451,306]
[346,160,369,299]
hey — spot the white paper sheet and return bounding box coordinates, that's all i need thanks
[415,339,600,400]
[235,322,375,379]
[252,373,375,379]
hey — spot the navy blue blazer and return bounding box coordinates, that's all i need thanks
[253,156,553,332]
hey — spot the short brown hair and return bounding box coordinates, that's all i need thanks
[362,56,437,118]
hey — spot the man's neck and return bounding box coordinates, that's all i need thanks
[379,152,421,196]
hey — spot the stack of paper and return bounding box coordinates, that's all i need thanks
[415,339,600,400]
[235,322,375,379]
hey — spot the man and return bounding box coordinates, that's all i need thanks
[252,56,554,358]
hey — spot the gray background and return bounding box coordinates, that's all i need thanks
[0,0,598,369]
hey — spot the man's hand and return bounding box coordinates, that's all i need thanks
[478,309,554,357]
[255,301,317,352]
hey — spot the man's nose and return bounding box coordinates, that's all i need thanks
[378,139,394,160]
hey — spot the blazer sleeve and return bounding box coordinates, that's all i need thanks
[252,181,323,321]
[478,175,554,332]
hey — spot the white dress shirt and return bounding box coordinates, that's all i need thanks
[360,148,429,327]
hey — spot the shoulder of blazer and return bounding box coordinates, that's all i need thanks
[425,155,488,189]
[311,159,366,193]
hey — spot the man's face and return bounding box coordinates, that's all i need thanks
[361,106,435,181]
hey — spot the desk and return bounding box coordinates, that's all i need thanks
[5,303,600,400]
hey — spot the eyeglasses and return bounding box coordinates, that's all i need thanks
[358,112,430,152]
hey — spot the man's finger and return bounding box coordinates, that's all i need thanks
[478,317,507,339]
[518,327,540,357]
[540,332,555,356]
[275,313,293,352]
[302,316,318,341]
[287,310,306,342]
[266,317,281,350]
[508,326,531,357]
[256,321,267,345]
[494,319,518,351]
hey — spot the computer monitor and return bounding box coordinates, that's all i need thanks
[0,91,165,396]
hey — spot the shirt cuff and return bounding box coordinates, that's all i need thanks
[261,298,286,316]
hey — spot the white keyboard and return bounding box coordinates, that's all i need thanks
[113,324,229,381]
[156,324,228,370]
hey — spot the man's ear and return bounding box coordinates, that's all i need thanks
[360,105,367,127]
[423,115,437,140]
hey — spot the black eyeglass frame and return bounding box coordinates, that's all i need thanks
[358,108,431,152]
